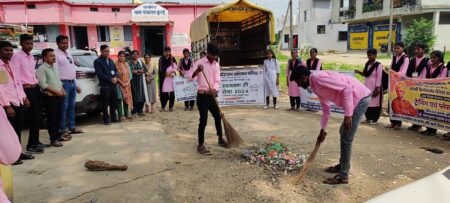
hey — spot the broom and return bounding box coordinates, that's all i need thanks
[292,131,327,185]
[200,71,243,147]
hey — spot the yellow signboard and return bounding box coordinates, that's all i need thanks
[373,29,396,50]
[349,32,369,50]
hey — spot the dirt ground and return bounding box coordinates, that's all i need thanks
[12,96,450,203]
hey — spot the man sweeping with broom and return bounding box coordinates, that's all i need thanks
[290,68,371,184]
[191,43,233,155]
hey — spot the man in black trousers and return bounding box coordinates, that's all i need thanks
[11,34,49,153]
[94,45,118,125]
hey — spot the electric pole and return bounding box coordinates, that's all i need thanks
[277,3,290,52]
[387,0,394,57]
[289,0,293,50]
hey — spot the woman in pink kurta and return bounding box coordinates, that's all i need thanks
[306,48,322,71]
[0,90,22,203]
[161,61,177,111]
[286,49,306,111]
[356,49,383,124]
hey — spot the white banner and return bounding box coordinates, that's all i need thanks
[132,4,169,22]
[300,70,356,113]
[218,68,265,106]
[173,76,198,102]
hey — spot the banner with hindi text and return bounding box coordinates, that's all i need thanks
[389,71,450,131]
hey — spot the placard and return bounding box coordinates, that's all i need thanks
[173,76,198,102]
[218,68,265,106]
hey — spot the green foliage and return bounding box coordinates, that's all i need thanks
[362,2,383,13]
[272,33,280,45]
[403,18,437,54]
[445,51,450,63]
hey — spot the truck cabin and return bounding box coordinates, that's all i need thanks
[190,0,275,67]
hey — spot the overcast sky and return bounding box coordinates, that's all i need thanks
[71,0,296,24]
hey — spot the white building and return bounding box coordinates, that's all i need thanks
[298,0,348,53]
[278,14,299,50]
[331,0,450,51]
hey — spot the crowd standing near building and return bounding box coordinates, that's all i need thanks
[0,30,450,202]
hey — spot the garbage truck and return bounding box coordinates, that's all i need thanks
[190,0,275,67]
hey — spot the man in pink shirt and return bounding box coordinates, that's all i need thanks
[11,34,47,154]
[191,43,228,155]
[0,41,34,165]
[55,35,84,137]
[290,68,371,184]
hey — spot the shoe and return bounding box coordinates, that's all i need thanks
[408,125,421,132]
[369,121,378,125]
[26,146,44,154]
[197,145,212,155]
[111,119,120,123]
[36,143,51,148]
[13,159,23,165]
[218,138,230,148]
[169,108,174,112]
[362,120,371,124]
[20,152,35,160]
[274,106,278,109]
[263,106,268,109]
[184,107,189,111]
[104,122,111,125]
[421,131,436,136]
[51,140,63,147]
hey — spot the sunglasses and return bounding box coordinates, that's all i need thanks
[66,56,73,64]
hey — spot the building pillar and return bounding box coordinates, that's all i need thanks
[59,24,67,36]
[165,23,172,47]
[131,24,141,53]
[433,11,440,36]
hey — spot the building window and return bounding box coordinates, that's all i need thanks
[317,25,326,34]
[439,12,450,24]
[33,25,60,42]
[90,7,99,12]
[97,26,110,42]
[27,4,36,9]
[284,34,289,43]
[304,10,307,22]
[338,31,348,41]
[112,8,120,12]
[123,26,132,41]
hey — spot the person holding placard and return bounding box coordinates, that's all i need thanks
[144,53,157,114]
[178,48,195,111]
[161,56,177,112]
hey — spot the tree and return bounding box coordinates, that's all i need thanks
[403,18,436,54]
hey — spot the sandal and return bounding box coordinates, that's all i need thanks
[58,136,70,142]
[323,175,349,185]
[197,145,212,155]
[69,128,85,134]
[325,164,340,173]
[51,141,63,147]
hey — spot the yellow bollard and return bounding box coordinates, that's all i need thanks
[0,164,13,201]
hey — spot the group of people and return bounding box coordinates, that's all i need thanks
[357,42,449,140]
[263,42,449,139]
[92,43,227,155]
[0,34,85,167]
[93,45,207,125]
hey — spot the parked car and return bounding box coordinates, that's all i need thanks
[29,49,102,115]
[367,166,450,203]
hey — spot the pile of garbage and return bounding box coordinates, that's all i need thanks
[242,136,308,176]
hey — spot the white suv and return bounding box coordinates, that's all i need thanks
[30,49,101,115]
